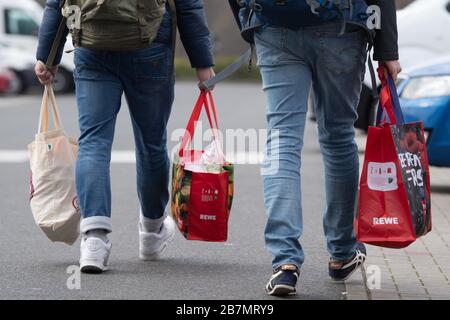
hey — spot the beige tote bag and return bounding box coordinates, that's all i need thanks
[28,84,80,245]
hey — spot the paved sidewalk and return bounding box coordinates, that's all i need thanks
[345,132,450,300]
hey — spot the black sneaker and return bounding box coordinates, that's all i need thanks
[329,242,366,282]
[265,264,300,296]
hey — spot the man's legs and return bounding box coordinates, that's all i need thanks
[121,43,174,222]
[306,24,367,262]
[74,48,123,235]
[255,27,312,271]
[120,43,175,260]
[74,48,123,272]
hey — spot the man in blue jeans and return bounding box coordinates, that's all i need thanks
[35,0,214,273]
[231,0,402,295]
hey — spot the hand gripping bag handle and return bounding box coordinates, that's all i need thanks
[376,67,405,126]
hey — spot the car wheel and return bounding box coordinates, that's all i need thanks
[7,70,26,95]
[53,68,74,93]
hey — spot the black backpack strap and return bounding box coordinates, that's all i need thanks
[46,19,67,69]
[167,0,177,68]
[44,0,68,69]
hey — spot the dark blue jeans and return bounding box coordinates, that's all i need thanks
[73,43,174,234]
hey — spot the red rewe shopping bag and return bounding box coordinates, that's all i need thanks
[357,67,432,248]
[171,91,234,242]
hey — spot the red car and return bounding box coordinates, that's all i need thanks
[0,68,12,93]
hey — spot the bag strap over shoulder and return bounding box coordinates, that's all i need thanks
[167,0,177,69]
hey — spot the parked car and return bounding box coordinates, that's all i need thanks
[397,56,450,167]
[0,0,75,93]
[355,0,450,130]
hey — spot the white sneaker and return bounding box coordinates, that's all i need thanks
[139,216,175,261]
[79,237,112,273]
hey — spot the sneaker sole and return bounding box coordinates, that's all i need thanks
[80,260,108,274]
[266,284,297,296]
[330,263,364,282]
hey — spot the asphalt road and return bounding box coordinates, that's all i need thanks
[0,83,347,300]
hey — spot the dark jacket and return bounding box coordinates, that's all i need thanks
[36,0,214,68]
[366,0,399,61]
[228,0,398,61]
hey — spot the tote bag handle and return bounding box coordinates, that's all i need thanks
[38,84,63,134]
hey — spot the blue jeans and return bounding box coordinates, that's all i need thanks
[255,23,367,269]
[73,43,174,234]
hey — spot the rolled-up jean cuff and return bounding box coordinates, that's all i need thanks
[80,216,112,234]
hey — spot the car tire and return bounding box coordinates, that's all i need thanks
[53,68,74,93]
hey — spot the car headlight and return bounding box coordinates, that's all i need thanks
[401,76,450,100]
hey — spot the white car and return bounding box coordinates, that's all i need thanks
[0,0,75,93]
[355,0,450,130]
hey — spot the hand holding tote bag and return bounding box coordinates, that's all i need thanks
[171,91,234,242]
[356,68,432,248]
[28,84,80,245]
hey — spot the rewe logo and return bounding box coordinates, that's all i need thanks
[373,217,399,225]
[200,214,216,221]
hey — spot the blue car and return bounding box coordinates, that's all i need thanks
[397,58,450,167]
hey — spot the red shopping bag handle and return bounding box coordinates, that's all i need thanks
[203,91,225,163]
[376,66,405,126]
[180,92,206,153]
[179,91,224,163]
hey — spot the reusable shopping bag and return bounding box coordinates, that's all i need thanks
[28,84,80,245]
[357,68,432,248]
[171,91,234,242]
